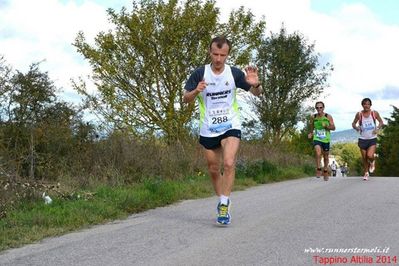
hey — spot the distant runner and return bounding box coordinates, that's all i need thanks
[330,161,337,177]
[308,101,336,181]
[340,163,348,177]
[351,98,384,181]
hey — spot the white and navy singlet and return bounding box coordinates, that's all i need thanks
[184,64,252,137]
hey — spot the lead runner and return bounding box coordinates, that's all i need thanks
[183,36,263,225]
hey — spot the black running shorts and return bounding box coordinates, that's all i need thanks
[358,138,377,150]
[199,129,241,150]
[313,140,330,151]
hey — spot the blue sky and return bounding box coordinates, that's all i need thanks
[1,0,399,131]
[311,0,399,25]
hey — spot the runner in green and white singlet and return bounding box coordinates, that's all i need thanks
[313,114,331,144]
[308,101,336,181]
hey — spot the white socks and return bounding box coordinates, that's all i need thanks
[220,195,229,205]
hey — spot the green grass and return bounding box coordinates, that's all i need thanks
[0,161,312,251]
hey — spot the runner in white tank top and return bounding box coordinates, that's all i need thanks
[198,64,241,137]
[359,111,378,140]
[183,36,263,225]
[352,98,384,180]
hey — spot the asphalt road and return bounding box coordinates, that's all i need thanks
[1,176,398,266]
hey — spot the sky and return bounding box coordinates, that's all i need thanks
[1,0,399,131]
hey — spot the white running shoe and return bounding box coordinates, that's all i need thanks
[363,172,369,181]
[369,160,375,173]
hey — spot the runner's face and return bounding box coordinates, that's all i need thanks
[315,105,324,114]
[209,43,229,72]
[362,101,371,111]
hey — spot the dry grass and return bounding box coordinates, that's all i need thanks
[0,135,312,219]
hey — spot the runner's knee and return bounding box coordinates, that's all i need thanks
[207,163,220,174]
[223,158,235,171]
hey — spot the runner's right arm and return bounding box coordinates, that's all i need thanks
[351,112,360,132]
[184,67,205,103]
[183,80,206,103]
[308,115,314,139]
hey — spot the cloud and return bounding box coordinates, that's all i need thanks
[217,0,399,130]
[320,4,399,129]
[369,86,399,100]
[1,0,398,130]
[0,0,112,102]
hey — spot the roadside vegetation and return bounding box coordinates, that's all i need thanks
[331,142,362,176]
[0,138,314,251]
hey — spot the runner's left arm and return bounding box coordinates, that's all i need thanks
[351,112,360,131]
[244,66,262,96]
[375,111,384,129]
[326,114,336,131]
[308,115,314,139]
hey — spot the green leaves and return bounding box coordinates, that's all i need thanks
[377,105,399,176]
[73,0,265,143]
[0,62,94,180]
[254,26,333,144]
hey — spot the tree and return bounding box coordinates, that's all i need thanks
[331,142,361,175]
[0,63,90,179]
[377,105,399,176]
[10,63,58,178]
[253,26,333,144]
[0,56,13,123]
[0,56,13,177]
[73,0,265,143]
[288,112,314,156]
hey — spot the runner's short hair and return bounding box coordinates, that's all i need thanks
[315,101,325,108]
[210,36,231,52]
[361,98,372,106]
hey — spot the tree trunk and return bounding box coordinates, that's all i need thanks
[29,127,34,179]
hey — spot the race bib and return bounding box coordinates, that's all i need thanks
[315,129,327,139]
[362,121,374,131]
[208,108,232,133]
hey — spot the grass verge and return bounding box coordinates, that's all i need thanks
[0,161,312,252]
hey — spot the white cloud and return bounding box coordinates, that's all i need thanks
[0,0,112,102]
[217,0,399,130]
[1,0,398,129]
[315,3,399,128]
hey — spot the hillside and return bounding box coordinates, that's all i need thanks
[331,129,359,144]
